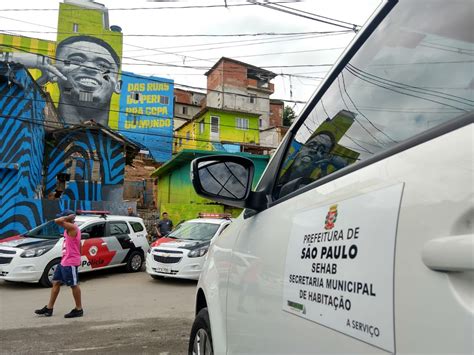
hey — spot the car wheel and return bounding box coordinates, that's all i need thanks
[188,308,213,355]
[126,251,143,272]
[39,259,60,288]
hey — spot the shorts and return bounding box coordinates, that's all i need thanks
[52,264,79,286]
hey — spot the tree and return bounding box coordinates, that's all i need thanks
[283,106,297,126]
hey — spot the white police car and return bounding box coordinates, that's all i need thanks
[0,211,149,287]
[187,0,474,354]
[146,214,232,280]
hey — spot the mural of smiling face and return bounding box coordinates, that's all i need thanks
[55,36,121,126]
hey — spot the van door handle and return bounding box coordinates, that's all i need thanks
[422,234,474,272]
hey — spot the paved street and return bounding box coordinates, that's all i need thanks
[0,268,197,354]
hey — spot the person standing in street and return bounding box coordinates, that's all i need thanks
[155,212,174,237]
[127,207,138,217]
[35,210,83,318]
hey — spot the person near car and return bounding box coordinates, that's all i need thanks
[155,212,174,237]
[35,209,84,318]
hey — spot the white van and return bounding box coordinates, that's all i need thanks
[187,0,473,354]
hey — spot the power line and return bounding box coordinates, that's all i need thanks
[0,2,313,12]
[340,71,397,143]
[0,43,309,103]
[247,1,359,31]
[0,40,336,73]
[271,3,361,28]
[348,64,474,105]
[344,66,470,112]
[1,28,351,38]
[0,114,267,152]
[0,92,263,133]
[158,46,345,66]
[127,33,347,59]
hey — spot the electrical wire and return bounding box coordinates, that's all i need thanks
[344,66,470,112]
[340,71,397,143]
[1,28,351,38]
[0,43,308,104]
[247,1,359,31]
[271,2,361,28]
[348,64,474,105]
[0,92,263,133]
[0,113,270,152]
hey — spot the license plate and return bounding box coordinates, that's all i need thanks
[155,266,171,274]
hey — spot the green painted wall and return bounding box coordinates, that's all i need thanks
[175,108,260,153]
[57,3,122,52]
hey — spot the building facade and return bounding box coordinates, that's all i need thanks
[205,57,277,131]
[174,107,260,153]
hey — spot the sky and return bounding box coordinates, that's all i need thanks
[0,0,382,114]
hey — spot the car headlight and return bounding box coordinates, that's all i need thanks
[20,245,54,258]
[188,246,209,258]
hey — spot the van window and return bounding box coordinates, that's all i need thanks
[274,0,473,200]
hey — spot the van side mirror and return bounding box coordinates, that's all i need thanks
[191,155,265,211]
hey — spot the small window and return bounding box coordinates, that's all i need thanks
[109,222,130,236]
[236,117,249,130]
[130,92,141,102]
[199,121,205,134]
[211,116,219,134]
[249,94,257,104]
[186,132,190,142]
[72,23,79,33]
[82,223,105,239]
[130,222,144,233]
[179,137,183,146]
[259,118,262,128]
[182,106,188,115]
[79,91,93,102]
[159,96,169,105]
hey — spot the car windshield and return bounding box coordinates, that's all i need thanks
[24,220,63,239]
[167,221,221,241]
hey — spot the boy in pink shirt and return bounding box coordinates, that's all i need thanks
[35,210,83,318]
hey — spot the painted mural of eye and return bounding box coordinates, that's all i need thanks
[96,61,112,70]
[68,55,85,65]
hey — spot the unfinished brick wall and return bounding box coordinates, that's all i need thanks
[270,101,284,127]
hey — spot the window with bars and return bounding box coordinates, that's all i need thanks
[236,117,249,130]
[210,116,219,134]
